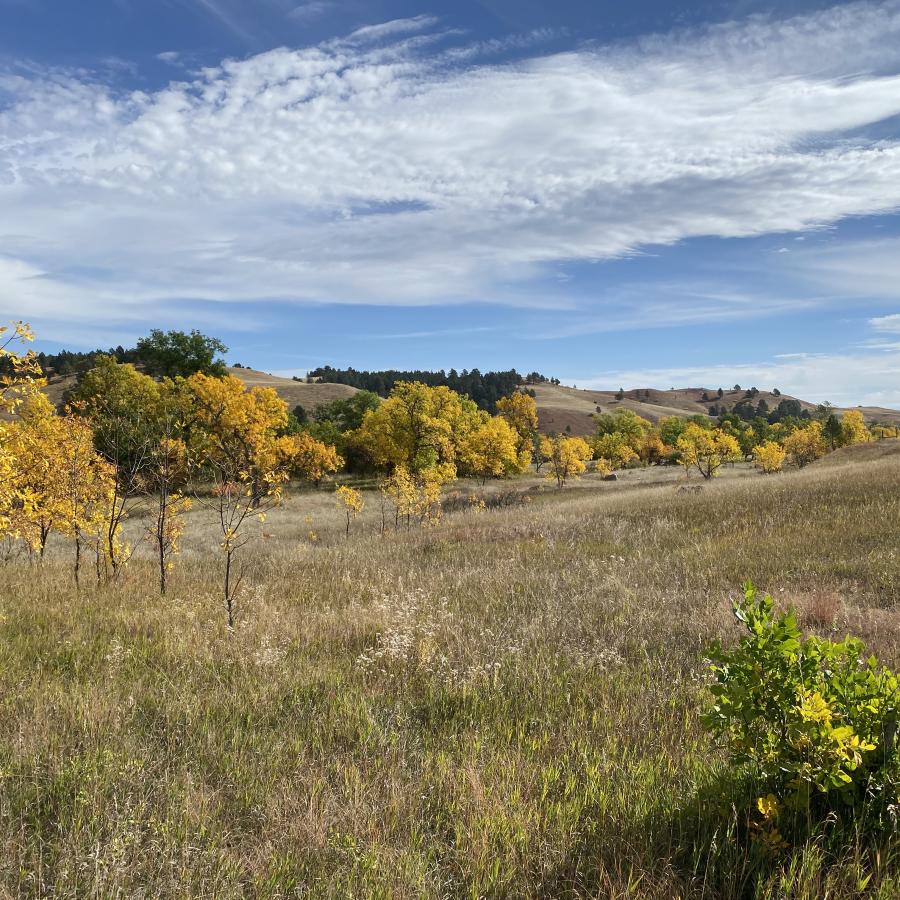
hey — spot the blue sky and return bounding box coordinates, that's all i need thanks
[2,0,900,405]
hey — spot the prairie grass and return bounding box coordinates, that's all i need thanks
[1,457,899,897]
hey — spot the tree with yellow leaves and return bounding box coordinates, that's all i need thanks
[145,434,192,595]
[335,485,364,537]
[353,381,483,478]
[181,373,298,625]
[593,431,638,470]
[458,416,524,483]
[840,410,871,446]
[675,424,741,479]
[542,435,594,488]
[4,392,69,557]
[0,322,46,542]
[496,391,539,469]
[753,441,786,474]
[783,421,827,468]
[56,414,117,587]
[282,431,343,487]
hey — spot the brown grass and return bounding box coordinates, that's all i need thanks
[0,456,898,896]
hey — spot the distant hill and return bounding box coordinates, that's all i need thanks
[531,383,900,436]
[36,367,899,433]
[227,368,359,412]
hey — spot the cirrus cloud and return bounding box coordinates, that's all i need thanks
[3,2,900,327]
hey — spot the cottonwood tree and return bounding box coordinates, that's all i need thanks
[541,435,595,488]
[783,421,827,468]
[459,416,523,483]
[753,441,786,474]
[335,485,364,537]
[496,391,539,469]
[675,424,741,479]
[182,373,340,625]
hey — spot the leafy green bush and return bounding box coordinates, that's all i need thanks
[704,582,900,845]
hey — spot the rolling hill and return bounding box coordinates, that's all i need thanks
[37,367,899,434]
[530,383,900,436]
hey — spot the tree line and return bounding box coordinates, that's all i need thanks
[305,366,557,412]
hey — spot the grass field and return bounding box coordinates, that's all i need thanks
[1,455,899,898]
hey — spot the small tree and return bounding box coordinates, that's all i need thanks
[783,421,826,468]
[335,485,364,537]
[676,424,741,479]
[542,435,593,488]
[752,440,786,474]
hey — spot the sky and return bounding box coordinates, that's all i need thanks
[2,0,900,406]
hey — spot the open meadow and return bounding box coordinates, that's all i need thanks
[2,449,899,898]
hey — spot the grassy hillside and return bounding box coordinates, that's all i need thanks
[227,367,359,412]
[38,367,359,416]
[1,459,898,897]
[532,383,900,435]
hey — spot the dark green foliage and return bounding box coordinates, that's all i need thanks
[307,367,549,412]
[135,329,228,379]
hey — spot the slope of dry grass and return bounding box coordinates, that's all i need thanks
[1,459,899,897]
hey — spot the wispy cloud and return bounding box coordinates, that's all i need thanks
[580,349,900,407]
[288,2,335,24]
[871,313,900,332]
[3,1,900,330]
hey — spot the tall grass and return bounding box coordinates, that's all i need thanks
[0,458,898,897]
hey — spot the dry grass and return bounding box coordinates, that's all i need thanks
[228,368,359,413]
[1,458,899,897]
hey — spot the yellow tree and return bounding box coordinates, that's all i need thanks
[753,441,786,474]
[593,431,638,470]
[353,381,483,477]
[72,356,165,578]
[459,416,524,483]
[783,421,826,468]
[282,432,343,486]
[496,391,539,469]
[56,414,117,586]
[676,424,741,479]
[335,485,364,537]
[5,392,69,557]
[145,435,192,595]
[181,373,297,625]
[542,435,593,488]
[840,410,871,446]
[0,322,46,541]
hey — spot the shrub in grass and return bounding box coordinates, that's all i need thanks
[704,582,900,846]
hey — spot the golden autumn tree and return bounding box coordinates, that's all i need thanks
[541,435,594,488]
[458,416,524,483]
[753,440,787,474]
[5,392,69,557]
[496,391,539,469]
[783,421,827,468]
[593,431,638,470]
[56,414,117,586]
[180,373,340,624]
[840,410,871,446]
[282,431,343,486]
[335,485,364,537]
[0,322,46,542]
[675,424,741,479]
[71,356,165,577]
[353,381,483,478]
[145,434,192,595]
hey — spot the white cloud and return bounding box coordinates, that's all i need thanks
[871,313,900,332]
[580,349,900,407]
[3,1,900,326]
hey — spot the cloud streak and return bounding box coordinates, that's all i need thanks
[3,1,900,327]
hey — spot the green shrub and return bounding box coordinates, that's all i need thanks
[704,582,900,845]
